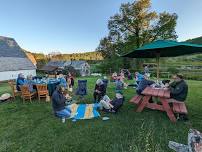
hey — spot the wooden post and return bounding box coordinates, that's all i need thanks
[156,53,160,80]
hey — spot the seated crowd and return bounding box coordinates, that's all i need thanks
[15,70,189,121]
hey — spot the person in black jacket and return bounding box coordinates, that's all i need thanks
[169,74,188,102]
[93,79,106,103]
[52,85,71,118]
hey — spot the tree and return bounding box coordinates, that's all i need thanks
[97,0,178,71]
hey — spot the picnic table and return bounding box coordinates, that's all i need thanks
[136,87,177,122]
[33,79,60,96]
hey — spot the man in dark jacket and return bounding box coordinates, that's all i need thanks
[93,79,106,102]
[136,74,155,95]
[169,74,188,102]
[52,85,71,118]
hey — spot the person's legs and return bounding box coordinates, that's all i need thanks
[100,100,111,110]
[97,93,103,102]
[56,109,71,118]
[102,95,110,102]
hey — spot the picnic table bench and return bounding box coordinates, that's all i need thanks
[130,87,188,122]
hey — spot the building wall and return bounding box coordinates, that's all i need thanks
[0,69,36,81]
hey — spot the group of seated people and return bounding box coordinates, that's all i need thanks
[52,77,125,120]
[16,72,75,92]
[135,73,188,103]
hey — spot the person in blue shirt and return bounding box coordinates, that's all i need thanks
[58,73,67,89]
[16,73,26,91]
[136,74,155,95]
[25,75,35,92]
[135,72,144,85]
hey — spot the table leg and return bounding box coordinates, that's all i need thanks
[160,98,177,122]
[136,95,151,112]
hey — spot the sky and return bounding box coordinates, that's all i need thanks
[0,0,202,54]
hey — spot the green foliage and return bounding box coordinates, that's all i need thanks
[97,0,178,70]
[167,67,180,74]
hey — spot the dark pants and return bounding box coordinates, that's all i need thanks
[93,92,103,102]
[136,90,142,95]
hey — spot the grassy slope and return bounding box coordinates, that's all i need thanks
[0,77,202,152]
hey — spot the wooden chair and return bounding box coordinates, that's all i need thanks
[20,85,37,103]
[36,84,49,101]
[8,81,21,99]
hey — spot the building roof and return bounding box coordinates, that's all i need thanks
[47,60,89,70]
[26,52,37,66]
[0,57,36,72]
[40,65,58,72]
[0,36,26,58]
[0,36,36,72]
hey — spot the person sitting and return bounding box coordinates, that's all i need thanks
[99,91,124,113]
[135,72,144,85]
[16,73,26,91]
[136,74,155,95]
[93,79,106,103]
[25,75,35,92]
[115,77,124,91]
[58,73,67,89]
[52,85,71,119]
[111,72,118,82]
[66,72,74,92]
[169,74,188,102]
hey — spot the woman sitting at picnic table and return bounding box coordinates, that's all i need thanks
[169,74,188,102]
[52,85,71,119]
[135,72,144,85]
[99,91,124,113]
[93,79,106,103]
[58,73,67,89]
[16,73,26,91]
[136,74,155,95]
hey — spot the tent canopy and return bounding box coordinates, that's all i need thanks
[122,40,202,58]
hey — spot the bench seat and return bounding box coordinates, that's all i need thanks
[173,102,188,114]
[130,95,143,105]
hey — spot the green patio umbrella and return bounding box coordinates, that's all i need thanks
[122,40,202,79]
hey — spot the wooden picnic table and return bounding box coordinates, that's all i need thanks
[136,86,177,122]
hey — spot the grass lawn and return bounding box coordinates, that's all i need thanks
[0,77,202,152]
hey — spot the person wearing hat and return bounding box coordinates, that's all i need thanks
[52,85,71,119]
[93,79,106,103]
[169,74,188,102]
[99,91,124,113]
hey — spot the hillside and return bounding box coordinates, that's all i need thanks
[186,36,202,44]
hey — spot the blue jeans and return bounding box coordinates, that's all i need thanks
[56,106,71,118]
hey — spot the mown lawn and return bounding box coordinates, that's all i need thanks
[0,77,202,152]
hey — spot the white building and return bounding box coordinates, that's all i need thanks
[0,36,36,81]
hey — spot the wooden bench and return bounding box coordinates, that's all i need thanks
[173,102,188,114]
[130,95,143,105]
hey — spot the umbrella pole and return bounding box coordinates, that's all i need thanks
[156,53,160,80]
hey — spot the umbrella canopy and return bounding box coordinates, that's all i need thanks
[122,40,202,79]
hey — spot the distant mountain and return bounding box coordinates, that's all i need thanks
[186,36,202,44]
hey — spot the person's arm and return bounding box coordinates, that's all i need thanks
[18,79,25,85]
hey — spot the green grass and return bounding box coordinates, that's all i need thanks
[0,77,202,152]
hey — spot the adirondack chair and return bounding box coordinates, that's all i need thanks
[36,84,49,101]
[76,80,87,97]
[8,81,21,99]
[20,85,37,103]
